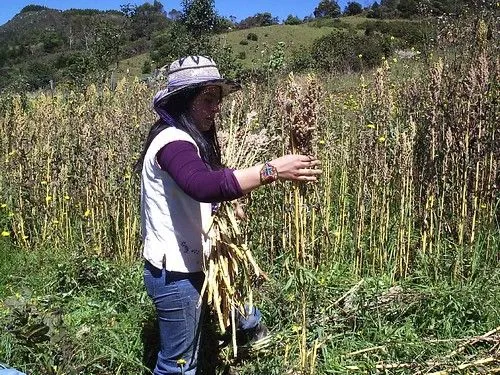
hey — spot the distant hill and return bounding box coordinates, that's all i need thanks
[0,2,440,91]
[0,4,168,90]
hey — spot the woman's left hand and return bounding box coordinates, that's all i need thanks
[232,200,247,221]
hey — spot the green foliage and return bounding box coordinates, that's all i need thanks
[246,32,258,41]
[0,247,151,374]
[308,17,352,29]
[23,60,56,89]
[397,0,419,18]
[41,31,64,53]
[209,44,243,80]
[151,24,213,68]
[359,19,433,48]
[344,1,364,16]
[238,13,279,29]
[367,0,473,19]
[266,41,286,73]
[314,0,341,18]
[284,15,302,25]
[123,1,170,41]
[64,8,105,16]
[19,4,49,13]
[214,16,236,32]
[311,30,393,72]
[142,59,152,74]
[182,0,217,37]
[237,51,246,60]
[239,39,249,45]
[149,0,222,70]
[289,46,315,72]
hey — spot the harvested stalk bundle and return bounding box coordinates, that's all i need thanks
[201,102,275,356]
[201,202,265,351]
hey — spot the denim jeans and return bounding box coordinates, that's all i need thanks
[144,261,261,375]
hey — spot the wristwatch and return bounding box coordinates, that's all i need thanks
[260,162,278,185]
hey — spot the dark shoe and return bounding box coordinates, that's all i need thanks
[236,322,269,346]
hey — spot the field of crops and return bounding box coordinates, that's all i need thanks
[0,15,498,375]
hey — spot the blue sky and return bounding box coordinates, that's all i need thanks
[0,0,374,26]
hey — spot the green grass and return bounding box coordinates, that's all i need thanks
[233,264,500,374]
[114,53,151,81]
[1,242,498,374]
[0,243,155,374]
[218,24,337,68]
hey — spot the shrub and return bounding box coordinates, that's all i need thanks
[358,20,433,48]
[237,51,246,60]
[311,30,392,73]
[289,46,315,72]
[239,39,249,45]
[247,32,258,41]
[20,5,49,13]
[142,59,152,74]
[284,15,302,25]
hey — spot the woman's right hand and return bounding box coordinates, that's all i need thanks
[233,155,322,195]
[270,154,322,182]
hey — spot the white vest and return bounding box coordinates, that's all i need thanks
[140,127,212,272]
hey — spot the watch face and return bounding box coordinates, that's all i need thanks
[262,163,275,177]
[261,162,278,183]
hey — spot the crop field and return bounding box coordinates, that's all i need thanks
[0,16,498,375]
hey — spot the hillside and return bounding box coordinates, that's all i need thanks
[0,3,431,90]
[0,4,168,90]
[219,23,345,69]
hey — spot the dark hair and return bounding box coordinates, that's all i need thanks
[135,87,222,173]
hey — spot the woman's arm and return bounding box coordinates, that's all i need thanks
[233,155,322,194]
[157,141,243,203]
[158,141,322,201]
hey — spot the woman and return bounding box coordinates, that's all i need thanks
[137,55,321,375]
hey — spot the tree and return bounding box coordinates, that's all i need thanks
[367,1,383,18]
[284,14,302,25]
[20,4,49,13]
[313,0,341,18]
[167,8,182,20]
[344,2,363,16]
[182,0,217,37]
[150,0,218,67]
[215,16,236,32]
[397,0,418,18]
[121,1,170,40]
[238,13,279,29]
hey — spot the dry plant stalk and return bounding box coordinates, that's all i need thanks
[200,101,274,356]
[278,72,323,262]
[278,72,323,373]
[282,73,321,156]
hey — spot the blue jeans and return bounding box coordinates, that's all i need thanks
[144,261,261,375]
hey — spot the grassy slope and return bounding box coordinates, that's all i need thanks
[218,16,373,68]
[115,16,374,76]
[114,53,151,80]
[218,24,335,68]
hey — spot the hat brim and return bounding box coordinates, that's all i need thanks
[155,79,241,109]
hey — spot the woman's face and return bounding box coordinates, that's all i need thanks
[188,86,222,132]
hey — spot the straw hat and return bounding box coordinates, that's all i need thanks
[153,56,241,109]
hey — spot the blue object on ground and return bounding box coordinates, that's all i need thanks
[0,363,26,375]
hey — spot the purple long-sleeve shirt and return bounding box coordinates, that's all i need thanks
[157,141,243,203]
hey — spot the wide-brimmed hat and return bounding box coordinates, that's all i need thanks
[153,56,241,109]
